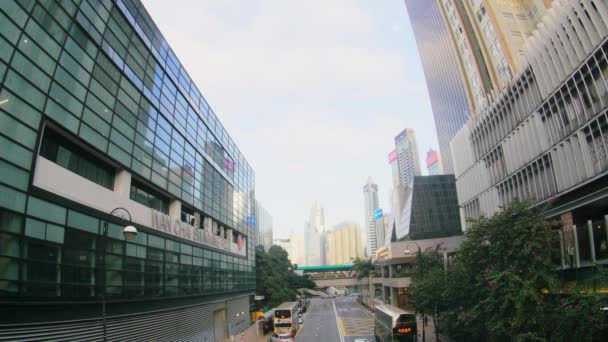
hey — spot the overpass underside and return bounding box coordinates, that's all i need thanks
[314,277,383,288]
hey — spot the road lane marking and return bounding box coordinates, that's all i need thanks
[339,318,347,336]
[332,299,346,342]
[295,324,303,338]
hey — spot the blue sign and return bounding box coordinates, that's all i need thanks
[374,209,383,220]
[248,216,256,226]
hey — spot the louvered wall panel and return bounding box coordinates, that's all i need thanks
[0,299,235,342]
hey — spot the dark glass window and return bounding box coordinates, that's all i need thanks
[23,240,61,296]
[145,247,164,296]
[40,129,115,189]
[181,206,195,225]
[125,256,144,297]
[129,179,169,213]
[62,229,96,297]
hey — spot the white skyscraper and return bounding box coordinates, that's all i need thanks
[363,177,380,256]
[395,129,421,185]
[304,201,325,265]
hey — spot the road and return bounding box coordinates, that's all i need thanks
[296,296,374,342]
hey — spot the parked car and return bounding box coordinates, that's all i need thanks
[269,333,294,342]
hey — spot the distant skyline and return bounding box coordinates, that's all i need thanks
[143,0,440,238]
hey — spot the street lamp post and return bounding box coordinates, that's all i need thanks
[101,207,138,342]
[404,241,424,342]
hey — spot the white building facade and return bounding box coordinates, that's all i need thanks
[363,177,380,256]
[451,0,608,268]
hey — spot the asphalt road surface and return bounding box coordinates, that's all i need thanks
[296,296,374,342]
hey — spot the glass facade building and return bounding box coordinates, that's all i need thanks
[391,175,461,240]
[254,200,273,252]
[0,0,255,340]
[403,0,471,174]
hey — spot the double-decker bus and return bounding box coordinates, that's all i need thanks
[274,302,299,337]
[374,304,417,342]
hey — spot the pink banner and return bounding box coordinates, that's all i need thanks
[388,149,398,164]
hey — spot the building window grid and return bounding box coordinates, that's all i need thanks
[0,207,253,299]
[470,46,608,186]
[0,0,253,256]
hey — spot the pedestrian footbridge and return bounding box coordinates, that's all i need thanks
[295,264,382,289]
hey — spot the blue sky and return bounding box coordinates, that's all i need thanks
[143,0,439,238]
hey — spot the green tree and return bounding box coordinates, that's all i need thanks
[413,201,608,341]
[256,245,317,308]
[410,245,447,342]
[352,257,374,280]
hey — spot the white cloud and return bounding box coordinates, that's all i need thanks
[143,0,439,233]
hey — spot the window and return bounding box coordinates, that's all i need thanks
[181,206,195,225]
[23,239,61,296]
[130,179,169,213]
[62,229,96,297]
[40,129,115,189]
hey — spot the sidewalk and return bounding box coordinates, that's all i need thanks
[416,317,445,342]
[236,321,269,342]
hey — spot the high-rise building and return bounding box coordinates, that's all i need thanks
[436,0,551,112]
[388,149,400,186]
[394,129,421,185]
[391,176,462,240]
[374,209,387,250]
[289,232,306,267]
[426,148,443,175]
[326,222,364,265]
[304,201,325,265]
[403,0,471,174]
[0,1,255,340]
[363,177,380,256]
[255,200,273,252]
[450,0,608,273]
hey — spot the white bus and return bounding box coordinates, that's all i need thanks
[374,304,417,342]
[274,302,299,337]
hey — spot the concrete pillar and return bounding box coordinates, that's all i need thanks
[114,169,132,199]
[383,286,390,304]
[587,220,596,261]
[558,230,565,269]
[573,225,581,268]
[390,287,398,306]
[169,199,181,222]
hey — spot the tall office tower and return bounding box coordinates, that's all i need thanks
[255,200,273,252]
[436,0,551,112]
[388,149,401,186]
[0,0,256,339]
[394,129,422,185]
[450,1,608,270]
[304,201,325,265]
[426,148,443,175]
[326,222,364,265]
[363,177,380,256]
[289,232,306,267]
[373,209,387,250]
[403,0,471,174]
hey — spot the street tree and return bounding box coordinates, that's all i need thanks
[256,245,316,308]
[352,257,374,280]
[412,201,608,341]
[410,245,447,342]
